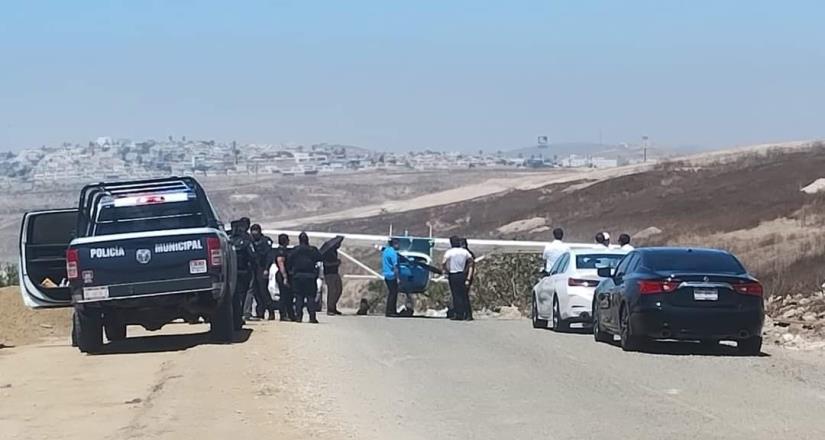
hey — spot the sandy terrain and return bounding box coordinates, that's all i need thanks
[0,288,71,347]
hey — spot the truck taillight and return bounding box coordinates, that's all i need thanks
[207,237,222,267]
[66,249,79,280]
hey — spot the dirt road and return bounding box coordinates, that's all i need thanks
[3,316,825,439]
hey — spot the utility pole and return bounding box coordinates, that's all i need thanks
[642,136,649,163]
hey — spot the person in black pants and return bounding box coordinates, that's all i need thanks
[287,232,322,323]
[381,238,401,317]
[274,234,296,321]
[461,238,476,321]
[442,236,474,321]
[323,246,343,316]
[229,220,255,330]
[250,224,276,320]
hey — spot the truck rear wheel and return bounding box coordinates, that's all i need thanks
[210,290,234,344]
[75,308,103,354]
[104,318,127,342]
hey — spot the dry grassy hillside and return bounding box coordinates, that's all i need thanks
[317,143,825,297]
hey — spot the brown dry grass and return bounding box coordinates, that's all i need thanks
[318,142,825,298]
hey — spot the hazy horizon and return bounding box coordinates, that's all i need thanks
[2,1,823,152]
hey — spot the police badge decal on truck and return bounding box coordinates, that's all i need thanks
[136,249,152,264]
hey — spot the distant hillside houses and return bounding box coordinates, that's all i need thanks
[0,137,633,185]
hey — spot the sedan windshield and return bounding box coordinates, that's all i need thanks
[576,254,624,269]
[644,251,746,274]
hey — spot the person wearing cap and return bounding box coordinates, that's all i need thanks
[287,232,322,323]
[382,238,401,317]
[595,232,609,248]
[619,233,634,250]
[250,224,276,320]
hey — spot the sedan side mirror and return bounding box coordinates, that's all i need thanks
[597,267,614,278]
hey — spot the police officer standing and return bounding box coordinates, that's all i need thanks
[230,220,255,331]
[287,232,322,324]
[323,243,343,316]
[274,233,296,321]
[250,224,276,320]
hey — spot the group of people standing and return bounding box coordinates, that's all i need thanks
[229,219,344,329]
[380,236,476,320]
[542,227,635,272]
[229,224,633,326]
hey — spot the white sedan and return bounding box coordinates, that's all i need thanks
[531,249,629,331]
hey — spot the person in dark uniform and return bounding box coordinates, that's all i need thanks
[230,220,255,330]
[240,217,251,235]
[250,224,276,320]
[461,238,476,321]
[323,244,343,316]
[240,217,259,321]
[274,233,296,322]
[287,232,322,324]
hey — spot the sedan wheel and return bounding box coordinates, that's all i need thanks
[619,306,643,352]
[531,293,548,329]
[593,306,612,343]
[551,296,569,332]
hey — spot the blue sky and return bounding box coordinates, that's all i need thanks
[1,0,823,151]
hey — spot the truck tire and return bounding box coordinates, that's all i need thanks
[75,308,103,354]
[70,314,79,347]
[210,290,234,344]
[104,318,127,342]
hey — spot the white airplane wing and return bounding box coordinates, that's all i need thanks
[263,229,603,253]
[263,230,390,248]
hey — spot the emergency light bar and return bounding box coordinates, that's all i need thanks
[112,192,190,207]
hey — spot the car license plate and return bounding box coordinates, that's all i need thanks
[693,288,718,301]
[190,259,207,274]
[83,286,109,300]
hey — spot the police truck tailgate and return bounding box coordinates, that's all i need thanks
[68,229,223,301]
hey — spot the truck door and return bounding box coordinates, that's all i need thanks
[19,209,78,308]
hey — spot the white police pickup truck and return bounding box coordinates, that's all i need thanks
[19,177,236,353]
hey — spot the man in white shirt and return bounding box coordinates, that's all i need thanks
[595,232,611,248]
[619,233,634,250]
[443,236,474,321]
[543,228,570,273]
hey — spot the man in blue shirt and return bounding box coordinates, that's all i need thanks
[382,238,401,317]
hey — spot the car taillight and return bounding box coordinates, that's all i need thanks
[734,282,763,296]
[568,278,598,287]
[207,237,222,267]
[638,280,680,295]
[66,249,79,280]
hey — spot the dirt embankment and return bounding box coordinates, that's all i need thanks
[0,287,71,347]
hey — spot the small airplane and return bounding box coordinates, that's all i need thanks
[264,228,607,295]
